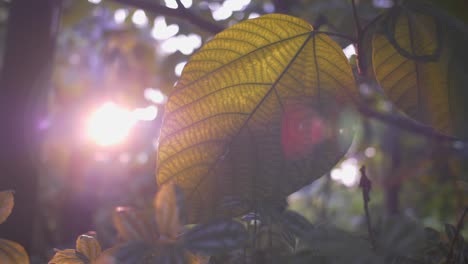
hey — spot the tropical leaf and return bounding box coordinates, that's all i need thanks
[154,182,186,239]
[76,234,101,262]
[157,14,358,223]
[0,239,29,264]
[372,4,468,138]
[112,207,156,243]
[182,220,248,255]
[0,190,14,224]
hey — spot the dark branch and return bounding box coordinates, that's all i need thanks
[112,0,225,34]
[351,0,362,35]
[174,0,184,9]
[272,0,292,14]
[357,104,464,143]
[359,166,376,250]
[447,207,468,262]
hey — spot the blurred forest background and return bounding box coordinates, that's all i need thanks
[0,0,466,262]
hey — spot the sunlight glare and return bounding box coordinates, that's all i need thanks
[144,88,166,104]
[132,9,148,27]
[165,0,193,9]
[151,17,179,40]
[132,106,158,121]
[175,61,187,76]
[87,102,136,147]
[88,0,101,4]
[114,9,128,24]
[330,158,360,187]
[343,44,356,59]
[160,34,202,55]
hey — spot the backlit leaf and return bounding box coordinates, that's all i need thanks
[372,4,468,138]
[154,182,186,239]
[157,14,358,223]
[0,190,14,224]
[76,234,101,262]
[0,239,29,264]
[182,220,248,255]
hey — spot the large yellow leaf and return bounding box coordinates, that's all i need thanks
[0,239,29,264]
[157,14,358,223]
[372,6,468,138]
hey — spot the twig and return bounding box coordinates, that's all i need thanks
[359,166,376,250]
[447,207,468,263]
[112,0,225,34]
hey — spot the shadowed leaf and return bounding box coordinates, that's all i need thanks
[100,241,151,264]
[154,182,186,238]
[48,249,88,264]
[0,239,29,264]
[157,13,358,223]
[280,210,314,239]
[0,190,14,225]
[112,207,156,243]
[76,233,101,262]
[182,220,248,255]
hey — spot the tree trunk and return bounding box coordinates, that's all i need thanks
[0,0,61,254]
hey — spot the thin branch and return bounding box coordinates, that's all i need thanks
[447,207,468,262]
[359,166,376,250]
[112,0,224,34]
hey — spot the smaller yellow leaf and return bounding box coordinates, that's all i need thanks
[76,233,101,262]
[0,239,29,264]
[0,190,14,224]
[48,249,86,264]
